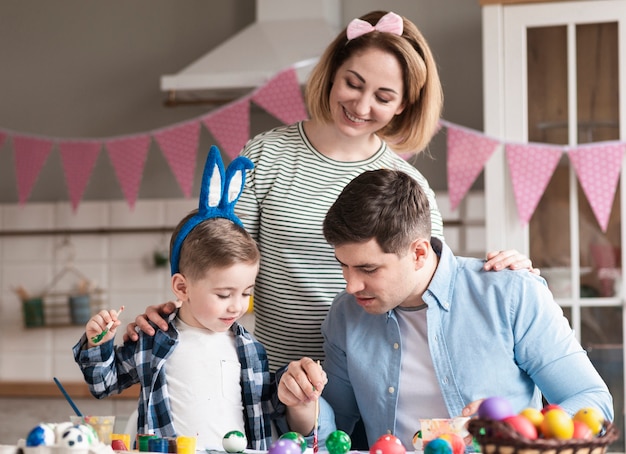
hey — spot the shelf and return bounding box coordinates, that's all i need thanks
[0,381,140,399]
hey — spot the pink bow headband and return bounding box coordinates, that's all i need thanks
[346,12,404,41]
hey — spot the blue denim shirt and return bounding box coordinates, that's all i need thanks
[321,239,613,447]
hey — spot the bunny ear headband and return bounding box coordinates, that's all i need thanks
[346,11,404,41]
[170,145,254,275]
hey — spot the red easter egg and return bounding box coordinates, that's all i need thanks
[369,434,406,454]
[572,421,594,440]
[541,403,563,414]
[503,415,538,439]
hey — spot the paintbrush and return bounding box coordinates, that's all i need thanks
[314,360,321,454]
[90,305,125,343]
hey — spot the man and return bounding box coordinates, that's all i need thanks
[277,168,613,449]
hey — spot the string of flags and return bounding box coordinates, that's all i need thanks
[1,64,624,233]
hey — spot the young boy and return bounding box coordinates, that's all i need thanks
[73,147,334,450]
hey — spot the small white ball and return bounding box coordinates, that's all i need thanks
[223,430,247,453]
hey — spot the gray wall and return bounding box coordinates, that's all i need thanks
[0,0,483,203]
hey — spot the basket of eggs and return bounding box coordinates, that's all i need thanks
[468,397,618,454]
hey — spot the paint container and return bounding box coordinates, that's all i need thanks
[165,437,178,453]
[111,433,131,451]
[148,438,169,453]
[176,436,196,454]
[137,434,159,452]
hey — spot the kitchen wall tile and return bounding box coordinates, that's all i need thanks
[0,351,53,380]
[110,200,165,228]
[1,203,55,231]
[164,199,195,226]
[1,263,52,296]
[109,233,161,261]
[108,262,166,292]
[107,290,169,325]
[57,235,109,261]
[2,236,53,263]
[54,201,111,230]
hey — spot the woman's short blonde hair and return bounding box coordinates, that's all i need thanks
[305,10,443,154]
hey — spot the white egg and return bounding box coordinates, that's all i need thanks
[60,426,91,448]
[26,423,56,446]
[222,430,247,453]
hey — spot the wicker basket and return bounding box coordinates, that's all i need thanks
[467,418,619,454]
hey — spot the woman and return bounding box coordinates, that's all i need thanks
[126,11,534,371]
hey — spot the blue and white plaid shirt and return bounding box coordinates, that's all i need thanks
[73,313,273,450]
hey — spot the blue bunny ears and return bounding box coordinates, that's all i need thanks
[170,145,254,275]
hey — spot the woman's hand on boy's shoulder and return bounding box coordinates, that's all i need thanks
[123,300,180,342]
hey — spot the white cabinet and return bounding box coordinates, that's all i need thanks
[482,1,626,449]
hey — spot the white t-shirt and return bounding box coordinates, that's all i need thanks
[167,317,245,450]
[395,305,448,447]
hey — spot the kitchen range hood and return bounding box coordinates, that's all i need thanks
[161,0,341,105]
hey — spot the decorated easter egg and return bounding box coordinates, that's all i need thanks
[412,431,423,451]
[572,421,594,440]
[369,434,406,454]
[222,430,247,453]
[477,396,514,420]
[439,433,465,454]
[326,430,351,454]
[503,415,538,440]
[573,407,604,435]
[74,423,98,445]
[425,438,452,454]
[519,407,544,429]
[268,439,302,454]
[541,408,574,439]
[279,432,307,453]
[26,423,56,446]
[54,422,74,442]
[60,426,91,448]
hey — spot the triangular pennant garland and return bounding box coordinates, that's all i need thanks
[202,99,250,160]
[2,62,626,231]
[58,140,102,212]
[105,134,151,209]
[568,142,625,232]
[506,143,563,226]
[13,135,54,205]
[153,120,201,198]
[446,124,500,211]
[251,67,308,124]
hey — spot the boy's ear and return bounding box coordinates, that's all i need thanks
[171,274,189,301]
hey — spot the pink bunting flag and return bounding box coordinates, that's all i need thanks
[568,142,625,232]
[13,135,54,205]
[446,125,500,210]
[252,67,308,124]
[58,140,102,212]
[106,134,151,209]
[153,120,200,198]
[202,99,250,160]
[506,143,563,226]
